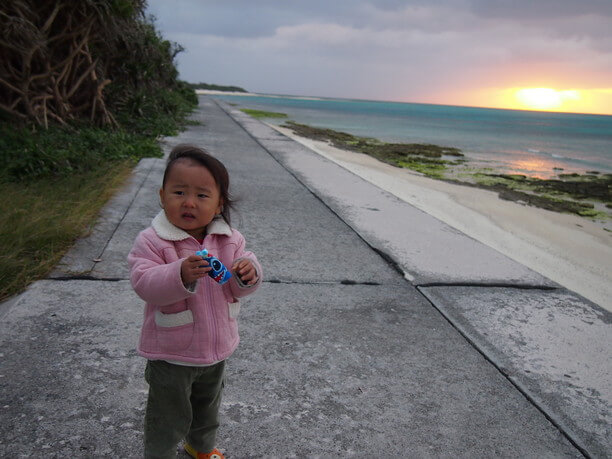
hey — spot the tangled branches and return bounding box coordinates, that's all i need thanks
[0,0,152,128]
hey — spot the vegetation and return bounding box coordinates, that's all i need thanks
[0,123,160,180]
[189,82,247,93]
[241,109,288,119]
[283,121,464,179]
[467,173,611,218]
[0,0,196,127]
[0,0,198,301]
[0,161,135,300]
[279,121,611,220]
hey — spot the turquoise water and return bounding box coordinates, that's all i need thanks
[214,94,612,179]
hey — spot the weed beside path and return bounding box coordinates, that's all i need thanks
[0,160,137,301]
[0,98,196,302]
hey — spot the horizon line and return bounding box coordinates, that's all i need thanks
[201,88,612,117]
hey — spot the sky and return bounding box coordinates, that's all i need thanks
[146,0,612,115]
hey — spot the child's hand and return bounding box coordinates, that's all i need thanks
[231,259,258,286]
[181,255,211,285]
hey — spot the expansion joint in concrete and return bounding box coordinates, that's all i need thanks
[89,159,159,274]
[415,285,591,459]
[265,279,381,286]
[416,282,558,290]
[48,275,126,282]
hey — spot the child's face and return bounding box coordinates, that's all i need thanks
[160,159,223,239]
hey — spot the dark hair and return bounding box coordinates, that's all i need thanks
[163,144,234,225]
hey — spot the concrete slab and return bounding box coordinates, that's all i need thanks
[223,283,579,457]
[0,279,580,458]
[89,159,165,279]
[83,98,403,285]
[0,280,146,457]
[50,158,160,278]
[217,101,556,288]
[419,285,611,457]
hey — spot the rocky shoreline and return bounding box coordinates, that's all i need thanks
[282,121,612,222]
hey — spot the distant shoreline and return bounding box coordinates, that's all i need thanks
[206,90,612,117]
[198,89,325,102]
[195,89,258,96]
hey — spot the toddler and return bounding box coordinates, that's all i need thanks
[128,144,262,459]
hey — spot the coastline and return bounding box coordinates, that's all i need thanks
[269,123,612,311]
[195,89,259,96]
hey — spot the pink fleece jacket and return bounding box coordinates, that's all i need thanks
[128,211,262,364]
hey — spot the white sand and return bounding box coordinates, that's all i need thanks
[195,89,259,96]
[270,124,612,312]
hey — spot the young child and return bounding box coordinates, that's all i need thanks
[128,144,262,459]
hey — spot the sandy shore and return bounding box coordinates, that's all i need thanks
[270,124,612,312]
[195,89,258,96]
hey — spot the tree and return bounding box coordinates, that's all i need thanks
[0,0,185,128]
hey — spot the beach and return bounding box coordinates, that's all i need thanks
[270,124,612,312]
[195,89,259,97]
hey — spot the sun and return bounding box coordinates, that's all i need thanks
[514,88,580,111]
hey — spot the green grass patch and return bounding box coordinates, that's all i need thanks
[0,124,161,180]
[0,84,196,300]
[0,123,165,300]
[397,160,447,179]
[241,109,288,119]
[0,161,136,301]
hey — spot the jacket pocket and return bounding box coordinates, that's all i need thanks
[228,301,240,319]
[155,309,194,352]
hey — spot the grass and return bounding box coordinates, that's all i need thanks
[0,124,160,180]
[241,109,288,119]
[0,160,136,301]
[0,84,197,302]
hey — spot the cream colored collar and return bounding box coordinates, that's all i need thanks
[152,210,232,241]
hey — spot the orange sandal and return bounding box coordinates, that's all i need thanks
[184,442,224,459]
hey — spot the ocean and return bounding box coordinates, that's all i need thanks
[213,93,612,179]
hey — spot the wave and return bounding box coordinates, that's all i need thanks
[526,149,568,161]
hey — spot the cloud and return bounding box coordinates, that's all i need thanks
[468,0,612,20]
[147,0,612,108]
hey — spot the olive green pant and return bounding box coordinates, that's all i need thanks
[144,359,225,459]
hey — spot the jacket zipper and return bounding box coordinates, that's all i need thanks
[207,279,219,361]
[201,236,220,362]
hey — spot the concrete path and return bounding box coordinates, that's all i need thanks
[0,96,609,458]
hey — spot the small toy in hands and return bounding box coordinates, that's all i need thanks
[195,249,232,285]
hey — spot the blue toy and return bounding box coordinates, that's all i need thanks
[195,249,232,285]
